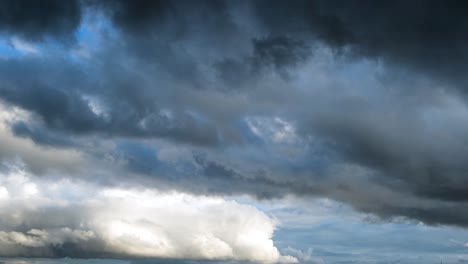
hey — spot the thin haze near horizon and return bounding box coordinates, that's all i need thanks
[1,0,468,263]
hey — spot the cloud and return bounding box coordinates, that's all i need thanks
[9,38,39,55]
[0,0,81,41]
[253,0,468,87]
[1,0,468,232]
[0,165,296,263]
[0,103,85,174]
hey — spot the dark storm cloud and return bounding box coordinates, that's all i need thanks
[11,121,75,147]
[214,35,311,89]
[252,36,310,71]
[88,0,468,91]
[2,0,468,230]
[303,107,468,202]
[0,55,220,146]
[0,82,102,133]
[253,0,468,88]
[110,147,298,199]
[0,0,81,41]
[96,0,171,32]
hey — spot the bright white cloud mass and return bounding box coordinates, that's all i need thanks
[0,163,296,263]
[3,0,468,263]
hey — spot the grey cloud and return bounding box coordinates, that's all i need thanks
[0,83,103,133]
[0,122,84,175]
[95,0,171,33]
[0,54,220,146]
[253,0,468,88]
[252,36,310,73]
[215,35,311,88]
[2,0,468,230]
[11,121,75,147]
[0,0,81,41]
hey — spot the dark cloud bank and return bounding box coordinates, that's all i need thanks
[1,0,468,231]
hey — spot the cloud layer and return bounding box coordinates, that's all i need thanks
[1,2,468,261]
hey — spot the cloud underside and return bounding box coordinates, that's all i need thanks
[1,1,468,260]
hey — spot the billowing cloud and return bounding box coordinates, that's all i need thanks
[0,165,296,263]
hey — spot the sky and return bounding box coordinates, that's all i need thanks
[1,0,468,263]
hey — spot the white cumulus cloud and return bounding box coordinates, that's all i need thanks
[0,165,296,263]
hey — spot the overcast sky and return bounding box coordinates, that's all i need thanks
[1,0,468,263]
